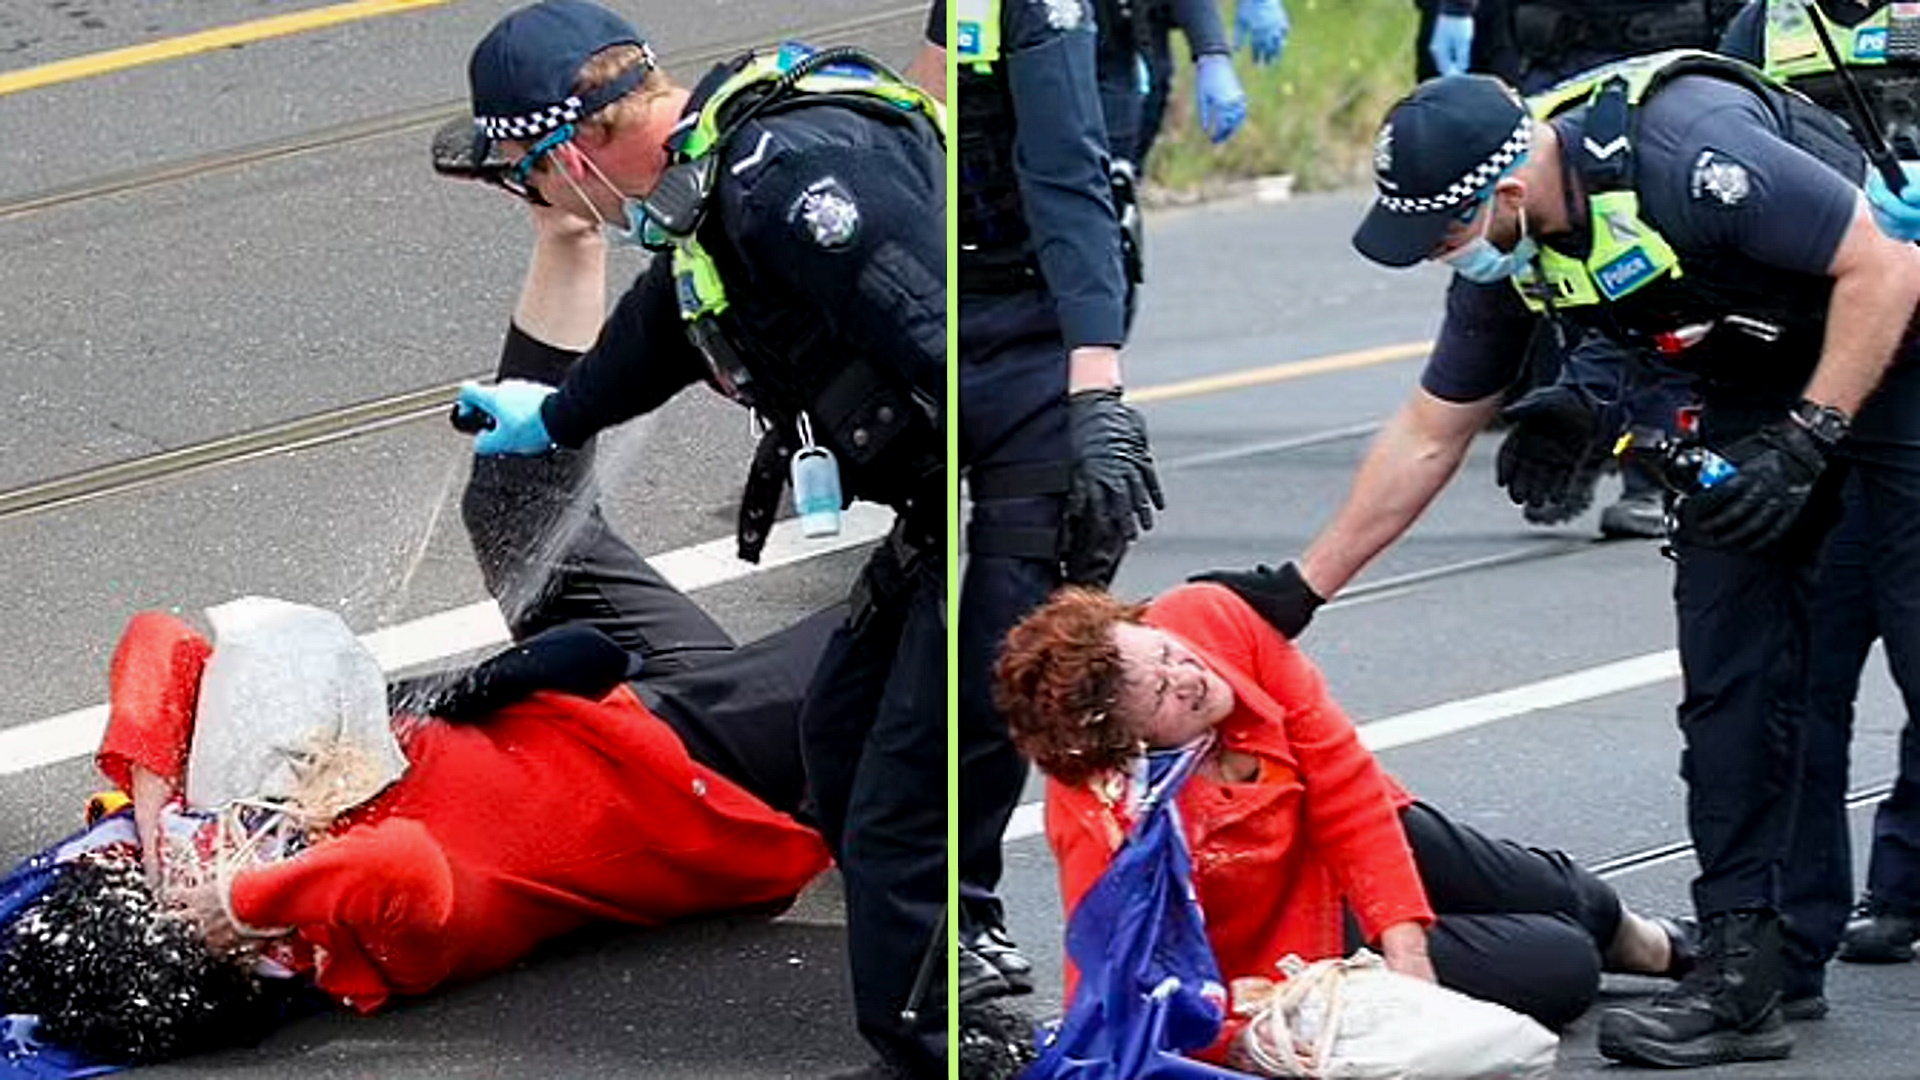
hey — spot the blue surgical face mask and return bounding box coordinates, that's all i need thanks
[559,150,670,250]
[1442,199,1535,284]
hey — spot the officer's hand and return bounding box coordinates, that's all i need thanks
[455,379,558,456]
[1189,562,1324,639]
[1429,14,1475,77]
[1063,388,1165,585]
[1194,54,1249,145]
[1866,162,1920,243]
[1678,418,1827,553]
[1494,385,1606,523]
[1234,0,1289,66]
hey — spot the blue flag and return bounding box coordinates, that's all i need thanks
[1024,746,1253,1080]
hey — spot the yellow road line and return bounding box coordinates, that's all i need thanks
[0,0,448,98]
[1130,340,1432,403]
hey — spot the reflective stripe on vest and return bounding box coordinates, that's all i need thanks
[956,0,1003,68]
[1764,2,1891,79]
[668,49,946,337]
[1510,49,1789,311]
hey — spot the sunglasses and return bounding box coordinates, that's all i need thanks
[428,116,571,208]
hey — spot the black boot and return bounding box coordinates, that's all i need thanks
[1597,909,1793,1068]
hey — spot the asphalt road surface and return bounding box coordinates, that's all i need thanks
[990,189,1920,1080]
[0,3,923,1078]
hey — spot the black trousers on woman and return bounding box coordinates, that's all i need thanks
[1347,801,1625,1029]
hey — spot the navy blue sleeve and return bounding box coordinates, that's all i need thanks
[540,258,707,448]
[1635,75,1858,277]
[727,132,947,407]
[1004,0,1130,348]
[1716,1,1763,62]
[1171,0,1230,57]
[1420,275,1539,402]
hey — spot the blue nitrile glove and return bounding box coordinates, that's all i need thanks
[1430,13,1475,77]
[1235,0,1289,66]
[1194,54,1248,144]
[1866,162,1920,242]
[455,379,557,455]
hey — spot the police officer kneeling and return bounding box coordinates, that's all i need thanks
[446,3,947,1075]
[1207,52,1920,1067]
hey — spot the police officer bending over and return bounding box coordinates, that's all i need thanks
[444,3,947,1075]
[1201,52,1920,1066]
[956,0,1163,1006]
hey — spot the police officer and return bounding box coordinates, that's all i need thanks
[1202,53,1920,1065]
[956,0,1163,1005]
[443,3,947,1075]
[1410,0,1747,539]
[1717,0,1920,992]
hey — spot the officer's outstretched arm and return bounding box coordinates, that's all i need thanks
[1298,387,1499,600]
[1804,200,1920,417]
[539,259,710,447]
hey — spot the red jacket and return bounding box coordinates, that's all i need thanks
[1046,585,1433,1047]
[97,611,831,1013]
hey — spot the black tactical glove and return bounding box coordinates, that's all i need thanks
[1495,385,1608,525]
[388,624,632,722]
[1189,561,1325,639]
[1677,417,1828,553]
[1061,388,1165,585]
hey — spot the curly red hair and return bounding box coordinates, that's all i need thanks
[994,587,1151,787]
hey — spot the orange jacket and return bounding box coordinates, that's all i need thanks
[98,611,831,1013]
[1046,584,1433,1047]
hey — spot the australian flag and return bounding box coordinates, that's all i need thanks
[1024,744,1252,1080]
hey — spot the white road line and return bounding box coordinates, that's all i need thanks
[0,503,896,777]
[1002,648,1681,844]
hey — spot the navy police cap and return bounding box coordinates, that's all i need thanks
[468,0,656,148]
[1352,75,1533,268]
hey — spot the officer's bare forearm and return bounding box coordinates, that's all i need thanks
[512,206,608,352]
[1069,345,1123,392]
[1804,205,1920,416]
[1299,391,1494,599]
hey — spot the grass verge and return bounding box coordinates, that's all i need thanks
[1146,0,1419,195]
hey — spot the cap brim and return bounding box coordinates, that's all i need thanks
[1352,199,1455,269]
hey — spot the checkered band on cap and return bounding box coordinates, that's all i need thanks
[1377,115,1532,216]
[479,98,588,141]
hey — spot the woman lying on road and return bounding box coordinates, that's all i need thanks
[994,582,1694,1055]
[0,206,837,1068]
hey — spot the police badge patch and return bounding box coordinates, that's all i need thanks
[1690,149,1750,207]
[1039,0,1084,31]
[791,178,860,248]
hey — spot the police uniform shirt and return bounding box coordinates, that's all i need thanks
[1421,73,1862,403]
[543,59,946,455]
[988,0,1130,348]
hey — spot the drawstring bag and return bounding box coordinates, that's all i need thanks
[1232,952,1558,1080]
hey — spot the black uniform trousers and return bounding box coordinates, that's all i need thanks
[1777,364,1920,999]
[798,517,949,1078]
[1665,392,1853,938]
[959,287,1072,940]
[1372,802,1623,1030]
[461,444,835,821]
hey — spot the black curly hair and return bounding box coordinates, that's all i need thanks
[0,855,274,1063]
